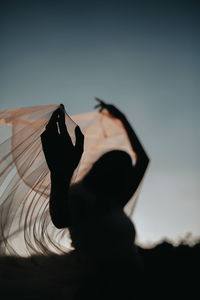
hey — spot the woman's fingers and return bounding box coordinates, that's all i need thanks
[57,108,74,149]
[94,103,101,109]
[45,108,60,134]
[94,97,106,107]
[57,108,67,135]
[44,106,67,139]
[94,98,108,111]
[74,126,84,156]
[95,97,105,105]
[47,108,59,126]
[60,103,65,110]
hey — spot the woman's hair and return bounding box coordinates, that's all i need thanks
[83,150,136,206]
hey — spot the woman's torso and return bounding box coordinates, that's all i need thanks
[68,183,136,261]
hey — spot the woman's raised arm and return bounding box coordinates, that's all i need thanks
[95,98,150,191]
[41,105,84,228]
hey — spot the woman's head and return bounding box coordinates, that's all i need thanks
[83,150,136,206]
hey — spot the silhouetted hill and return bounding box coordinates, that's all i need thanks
[139,240,200,297]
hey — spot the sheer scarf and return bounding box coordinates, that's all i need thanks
[0,105,141,256]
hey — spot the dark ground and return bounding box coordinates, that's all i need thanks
[0,240,199,299]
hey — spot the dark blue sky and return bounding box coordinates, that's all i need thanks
[1,0,199,244]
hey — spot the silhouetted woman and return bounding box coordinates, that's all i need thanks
[41,99,149,299]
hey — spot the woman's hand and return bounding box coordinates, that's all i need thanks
[94,98,125,120]
[41,105,84,179]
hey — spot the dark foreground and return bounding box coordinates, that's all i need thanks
[0,241,199,299]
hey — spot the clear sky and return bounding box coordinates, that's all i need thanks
[1,0,199,246]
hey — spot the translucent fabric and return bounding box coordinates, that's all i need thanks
[0,105,141,257]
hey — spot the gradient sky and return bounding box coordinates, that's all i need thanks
[1,0,199,246]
